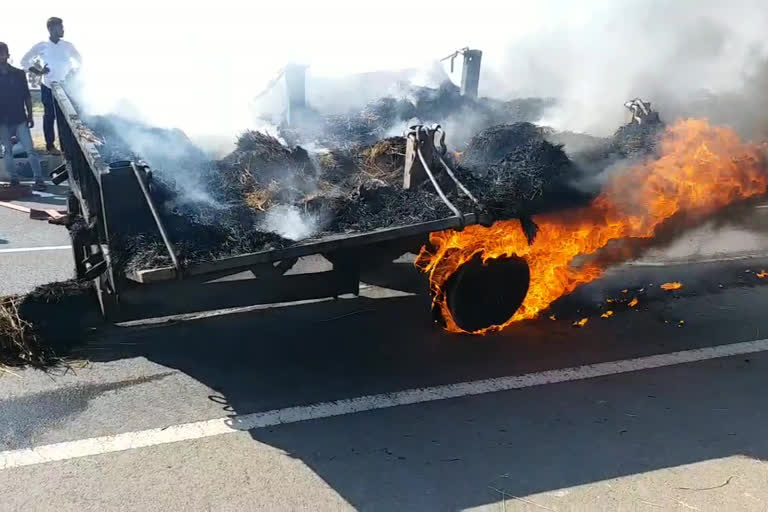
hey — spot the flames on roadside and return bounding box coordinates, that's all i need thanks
[416,119,768,334]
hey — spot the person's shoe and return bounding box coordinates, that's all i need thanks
[33,180,47,191]
[46,145,61,155]
[9,178,20,187]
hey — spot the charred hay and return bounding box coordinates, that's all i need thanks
[211,130,316,206]
[1,280,95,367]
[83,114,207,168]
[610,119,664,159]
[112,209,292,274]
[568,116,666,173]
[295,136,473,233]
[101,121,589,271]
[282,81,554,149]
[459,123,591,219]
[73,92,646,274]
[0,295,42,367]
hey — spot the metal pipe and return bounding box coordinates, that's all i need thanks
[433,127,481,205]
[411,128,465,226]
[130,163,181,275]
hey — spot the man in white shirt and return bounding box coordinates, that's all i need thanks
[21,17,81,153]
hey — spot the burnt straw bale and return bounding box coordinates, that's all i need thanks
[1,280,98,367]
[69,88,657,273]
[459,123,592,219]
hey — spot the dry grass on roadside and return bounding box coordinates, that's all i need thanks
[0,295,47,368]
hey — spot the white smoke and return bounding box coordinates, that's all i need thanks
[260,205,317,241]
[482,0,768,136]
[4,1,768,143]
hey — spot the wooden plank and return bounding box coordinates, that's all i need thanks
[0,201,31,214]
[1,201,66,221]
[403,130,431,189]
[44,209,66,220]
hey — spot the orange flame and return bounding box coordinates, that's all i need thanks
[416,119,768,334]
[661,282,684,290]
[758,270,768,279]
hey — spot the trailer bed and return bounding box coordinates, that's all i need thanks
[131,213,478,283]
[52,84,487,321]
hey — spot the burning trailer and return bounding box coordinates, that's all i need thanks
[39,71,625,337]
[51,82,581,325]
[3,84,768,367]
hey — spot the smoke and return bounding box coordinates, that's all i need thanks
[5,1,767,146]
[484,0,768,137]
[260,205,317,241]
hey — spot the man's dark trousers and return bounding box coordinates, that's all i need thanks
[40,84,56,148]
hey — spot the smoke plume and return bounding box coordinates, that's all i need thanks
[4,1,768,147]
[484,0,768,138]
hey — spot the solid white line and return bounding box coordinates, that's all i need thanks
[2,338,768,471]
[626,253,768,267]
[0,245,71,254]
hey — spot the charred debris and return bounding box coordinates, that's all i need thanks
[83,84,664,273]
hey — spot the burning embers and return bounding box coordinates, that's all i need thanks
[417,119,768,334]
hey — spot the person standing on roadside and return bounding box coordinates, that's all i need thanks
[0,42,45,190]
[21,17,81,154]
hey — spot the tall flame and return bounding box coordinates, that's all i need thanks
[416,119,768,334]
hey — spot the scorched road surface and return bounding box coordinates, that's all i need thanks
[2,212,768,510]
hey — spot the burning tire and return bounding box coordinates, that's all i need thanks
[444,254,530,333]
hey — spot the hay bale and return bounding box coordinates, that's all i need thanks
[220,131,313,177]
[244,181,281,211]
[610,120,664,159]
[72,89,580,270]
[561,117,666,182]
[453,123,592,230]
[213,131,319,214]
[359,136,407,185]
[111,213,293,274]
[314,148,360,187]
[1,280,98,367]
[462,122,547,172]
[0,295,42,367]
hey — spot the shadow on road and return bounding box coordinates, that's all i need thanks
[70,257,768,510]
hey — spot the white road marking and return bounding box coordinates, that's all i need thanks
[626,253,768,266]
[116,285,378,328]
[2,338,768,470]
[0,245,70,254]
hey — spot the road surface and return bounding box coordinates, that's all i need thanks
[1,190,768,511]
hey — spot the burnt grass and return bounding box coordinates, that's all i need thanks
[1,280,98,367]
[70,83,664,274]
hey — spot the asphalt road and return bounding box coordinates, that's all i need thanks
[1,193,768,511]
[0,183,73,296]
